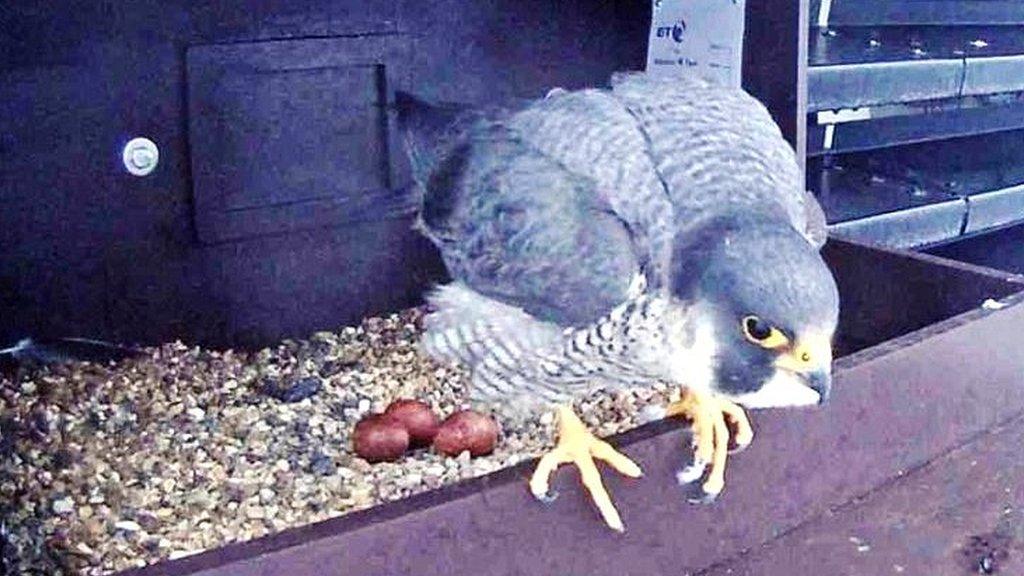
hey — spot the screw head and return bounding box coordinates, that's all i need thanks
[122,137,159,176]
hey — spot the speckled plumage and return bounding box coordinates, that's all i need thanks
[421,283,716,412]
[398,72,837,411]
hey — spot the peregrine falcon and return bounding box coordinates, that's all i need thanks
[397,72,839,531]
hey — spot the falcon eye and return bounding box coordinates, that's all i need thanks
[744,317,771,340]
[741,316,790,349]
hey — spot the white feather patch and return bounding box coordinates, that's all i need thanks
[731,370,821,408]
[626,272,647,299]
[658,318,717,394]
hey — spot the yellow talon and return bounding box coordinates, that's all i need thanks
[666,389,753,499]
[528,405,643,532]
[718,397,754,449]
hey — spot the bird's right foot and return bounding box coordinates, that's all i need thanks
[528,405,643,532]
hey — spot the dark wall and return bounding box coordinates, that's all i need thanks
[1,1,800,349]
[0,1,650,348]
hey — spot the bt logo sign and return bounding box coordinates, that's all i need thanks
[655,19,687,43]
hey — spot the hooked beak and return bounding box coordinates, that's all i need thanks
[731,332,836,410]
[802,369,832,405]
[774,333,833,406]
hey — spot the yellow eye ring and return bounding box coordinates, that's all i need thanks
[742,316,790,349]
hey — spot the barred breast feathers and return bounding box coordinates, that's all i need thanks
[421,283,716,412]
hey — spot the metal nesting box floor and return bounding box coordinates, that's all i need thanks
[109,240,1024,576]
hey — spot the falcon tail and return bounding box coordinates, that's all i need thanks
[394,91,476,190]
[421,283,562,368]
[394,91,533,191]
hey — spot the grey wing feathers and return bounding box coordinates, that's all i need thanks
[609,72,821,250]
[399,73,824,331]
[506,88,676,285]
[398,74,824,406]
[397,96,641,327]
[396,92,538,191]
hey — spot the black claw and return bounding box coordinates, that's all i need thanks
[675,459,707,486]
[728,442,750,455]
[537,489,559,504]
[679,480,719,505]
[685,486,720,505]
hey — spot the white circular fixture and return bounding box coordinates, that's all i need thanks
[123,137,159,176]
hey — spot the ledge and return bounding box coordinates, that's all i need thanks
[115,241,1024,576]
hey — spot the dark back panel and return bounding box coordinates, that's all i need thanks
[0,1,649,348]
[187,36,411,243]
[1,1,801,349]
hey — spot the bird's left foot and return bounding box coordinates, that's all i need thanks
[666,390,753,503]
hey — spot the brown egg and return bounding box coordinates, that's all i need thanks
[433,410,498,457]
[384,399,440,448]
[352,414,409,463]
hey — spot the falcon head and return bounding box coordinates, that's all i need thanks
[670,215,840,409]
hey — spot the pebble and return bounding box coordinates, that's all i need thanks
[52,497,75,516]
[310,454,336,476]
[637,404,667,425]
[350,487,374,506]
[398,473,423,489]
[262,377,322,403]
[1,306,671,575]
[168,549,201,560]
[114,520,142,532]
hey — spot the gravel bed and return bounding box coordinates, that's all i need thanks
[1,308,674,575]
